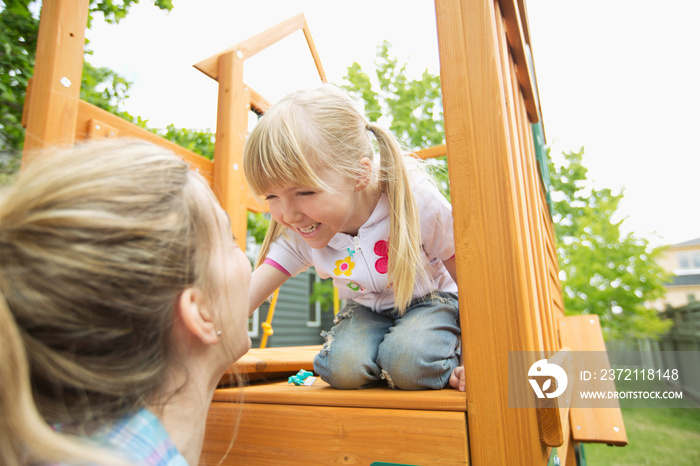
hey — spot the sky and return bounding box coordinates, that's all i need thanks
[86,0,700,248]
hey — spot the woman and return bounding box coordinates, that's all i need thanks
[0,140,251,465]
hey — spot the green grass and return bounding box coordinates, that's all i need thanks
[583,379,700,465]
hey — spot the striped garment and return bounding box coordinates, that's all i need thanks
[53,408,188,465]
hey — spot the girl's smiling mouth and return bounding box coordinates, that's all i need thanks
[299,223,320,234]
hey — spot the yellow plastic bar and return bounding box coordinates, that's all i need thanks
[333,286,340,316]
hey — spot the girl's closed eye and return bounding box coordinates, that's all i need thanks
[264,194,278,201]
[297,191,317,196]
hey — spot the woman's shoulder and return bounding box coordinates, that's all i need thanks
[97,408,187,465]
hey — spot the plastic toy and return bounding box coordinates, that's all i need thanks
[288,369,315,386]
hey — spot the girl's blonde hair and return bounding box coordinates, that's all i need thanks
[0,139,231,465]
[243,85,423,314]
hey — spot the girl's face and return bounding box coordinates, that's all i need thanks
[264,170,366,249]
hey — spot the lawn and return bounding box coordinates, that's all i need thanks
[583,379,700,465]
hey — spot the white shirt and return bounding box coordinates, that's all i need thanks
[266,168,457,313]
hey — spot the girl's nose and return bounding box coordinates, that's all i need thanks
[281,200,303,225]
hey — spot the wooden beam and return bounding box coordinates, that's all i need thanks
[435,0,548,463]
[498,0,539,122]
[22,0,89,164]
[534,348,571,447]
[249,86,273,115]
[194,13,326,83]
[74,100,214,180]
[414,144,447,160]
[213,51,249,249]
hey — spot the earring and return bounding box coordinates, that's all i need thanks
[216,330,222,337]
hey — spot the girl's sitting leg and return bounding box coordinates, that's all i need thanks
[313,302,393,389]
[376,292,461,390]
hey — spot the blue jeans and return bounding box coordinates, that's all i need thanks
[313,291,460,390]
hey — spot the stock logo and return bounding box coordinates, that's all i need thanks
[528,359,568,399]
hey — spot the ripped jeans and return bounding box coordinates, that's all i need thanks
[313,291,460,390]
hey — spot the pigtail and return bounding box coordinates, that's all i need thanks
[0,293,123,466]
[368,123,424,315]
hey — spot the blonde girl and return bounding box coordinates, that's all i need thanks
[0,140,251,465]
[245,85,464,391]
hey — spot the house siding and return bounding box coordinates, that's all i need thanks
[250,270,326,348]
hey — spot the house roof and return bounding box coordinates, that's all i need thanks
[672,237,700,247]
[669,274,700,286]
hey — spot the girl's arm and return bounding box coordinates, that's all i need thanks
[443,256,458,284]
[249,263,290,316]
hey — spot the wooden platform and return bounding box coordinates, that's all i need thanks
[202,346,470,465]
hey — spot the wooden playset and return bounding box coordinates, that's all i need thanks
[21,0,627,464]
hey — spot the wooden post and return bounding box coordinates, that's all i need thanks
[214,50,249,249]
[195,13,326,250]
[22,0,89,164]
[435,0,548,463]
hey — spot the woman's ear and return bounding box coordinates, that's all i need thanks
[355,157,372,192]
[176,288,219,345]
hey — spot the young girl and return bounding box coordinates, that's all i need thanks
[0,140,251,465]
[245,85,465,391]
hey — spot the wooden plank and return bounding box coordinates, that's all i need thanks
[194,13,325,83]
[229,345,319,375]
[495,3,542,356]
[435,0,547,463]
[249,86,273,115]
[75,100,269,214]
[214,378,468,412]
[559,315,628,446]
[201,402,469,465]
[75,101,214,182]
[534,349,571,447]
[86,118,119,139]
[514,77,556,354]
[498,0,539,122]
[22,0,89,164]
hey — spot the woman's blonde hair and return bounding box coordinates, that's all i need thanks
[244,85,423,314]
[0,139,230,465]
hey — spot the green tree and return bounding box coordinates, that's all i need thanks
[0,0,172,172]
[549,148,672,340]
[1,0,269,244]
[342,41,450,199]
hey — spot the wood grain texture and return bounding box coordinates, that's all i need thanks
[214,378,468,412]
[22,0,89,163]
[201,402,469,465]
[435,0,549,462]
[559,315,628,446]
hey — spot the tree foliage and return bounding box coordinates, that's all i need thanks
[0,0,172,169]
[342,41,450,199]
[549,149,672,340]
[1,0,268,245]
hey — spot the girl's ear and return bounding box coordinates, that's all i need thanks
[176,288,219,345]
[355,157,372,192]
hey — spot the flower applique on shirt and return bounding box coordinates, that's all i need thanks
[346,281,366,292]
[334,251,355,277]
[374,240,389,274]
